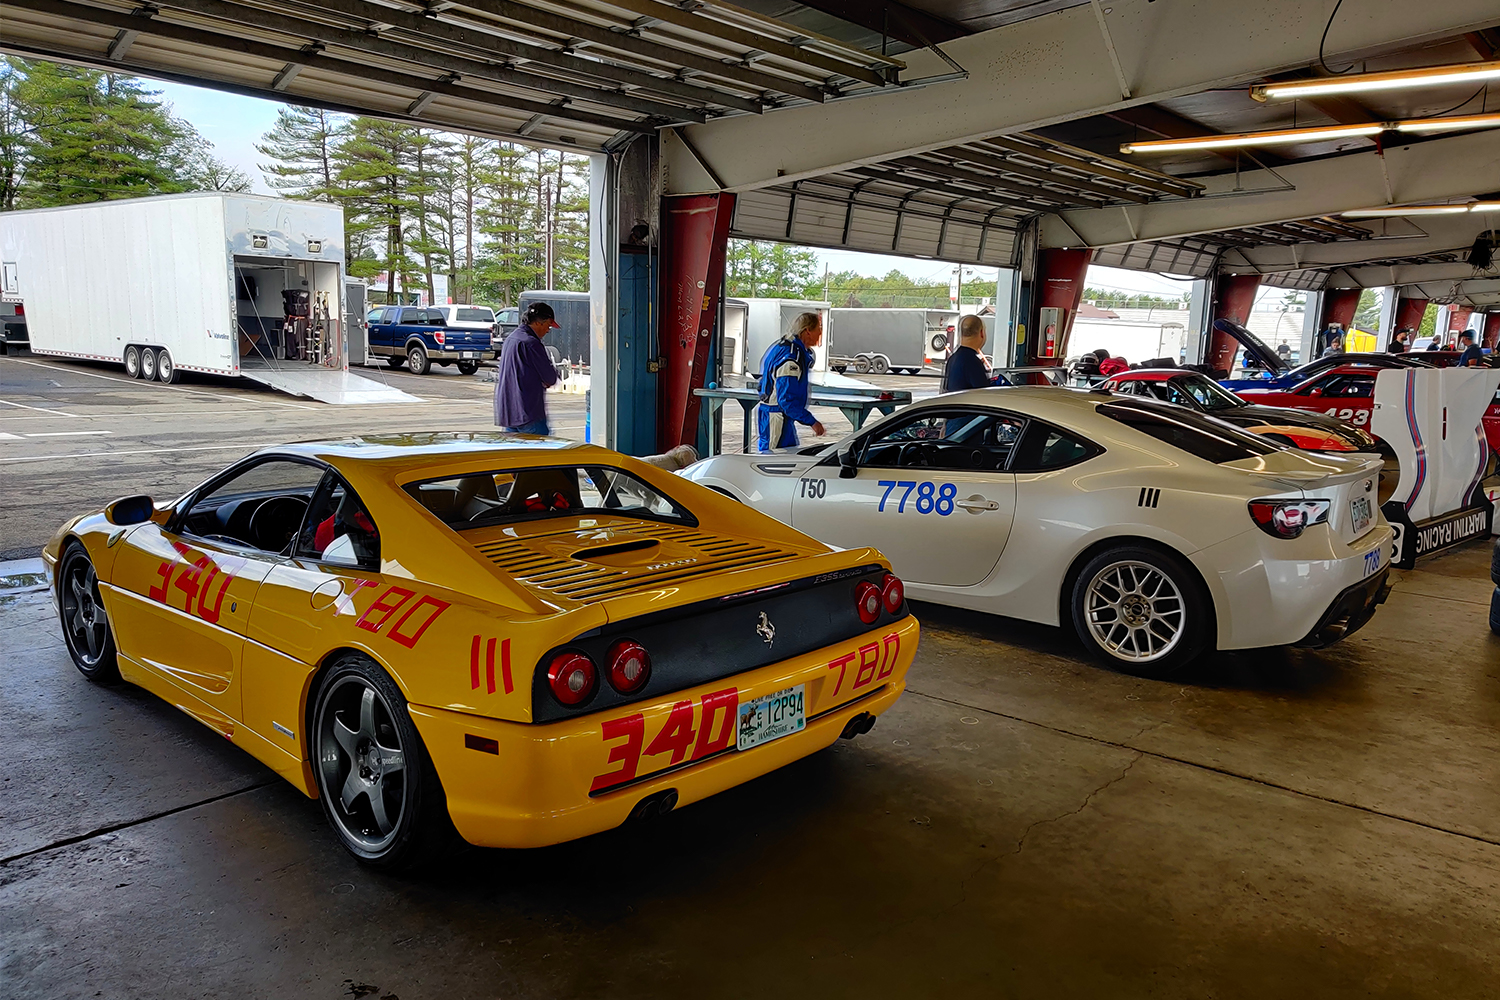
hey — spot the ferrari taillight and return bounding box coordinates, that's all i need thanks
[880,574,904,614]
[547,651,596,705]
[1248,499,1330,539]
[606,640,651,694]
[855,581,882,624]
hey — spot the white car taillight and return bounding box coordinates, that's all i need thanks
[1248,499,1330,539]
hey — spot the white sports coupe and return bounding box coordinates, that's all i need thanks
[683,387,1395,676]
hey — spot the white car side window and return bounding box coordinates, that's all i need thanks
[859,411,1025,472]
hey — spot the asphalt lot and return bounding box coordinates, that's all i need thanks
[2,353,1498,997]
[0,355,922,559]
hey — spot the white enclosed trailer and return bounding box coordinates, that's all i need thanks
[0,193,415,404]
[741,297,831,377]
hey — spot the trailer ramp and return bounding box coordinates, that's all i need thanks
[239,366,421,404]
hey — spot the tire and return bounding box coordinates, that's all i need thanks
[872,355,890,375]
[123,345,141,379]
[311,654,455,869]
[1070,545,1211,678]
[852,356,871,375]
[139,347,158,382]
[1490,538,1500,586]
[156,350,177,383]
[456,361,479,376]
[386,355,404,369]
[1491,587,1500,636]
[58,543,120,683]
[407,343,430,375]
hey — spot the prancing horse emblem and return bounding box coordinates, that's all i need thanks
[755,611,776,647]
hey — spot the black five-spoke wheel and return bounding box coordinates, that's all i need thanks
[58,544,119,682]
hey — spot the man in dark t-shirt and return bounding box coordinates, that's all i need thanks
[943,315,991,393]
[1456,330,1484,368]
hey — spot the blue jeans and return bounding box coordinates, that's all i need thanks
[505,419,551,436]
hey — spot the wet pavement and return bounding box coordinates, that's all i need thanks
[3,542,1497,998]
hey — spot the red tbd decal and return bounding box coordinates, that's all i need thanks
[469,636,513,695]
[148,542,245,624]
[825,630,901,697]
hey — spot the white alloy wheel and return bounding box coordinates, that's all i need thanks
[1083,559,1186,663]
[139,348,158,381]
[123,345,141,378]
[156,350,176,383]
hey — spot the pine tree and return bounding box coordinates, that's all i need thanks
[9,59,201,207]
[450,135,492,303]
[0,61,25,211]
[256,105,344,201]
[408,129,455,301]
[474,142,543,306]
[334,118,420,302]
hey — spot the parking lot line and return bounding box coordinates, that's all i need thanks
[0,398,78,418]
[22,430,113,437]
[0,442,258,464]
[4,358,319,410]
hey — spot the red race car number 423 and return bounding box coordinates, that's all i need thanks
[590,630,903,794]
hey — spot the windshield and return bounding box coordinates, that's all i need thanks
[1174,374,1243,412]
[1097,397,1278,464]
[404,465,695,529]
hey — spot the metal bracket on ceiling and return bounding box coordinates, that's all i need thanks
[1088,0,1131,100]
[884,9,967,86]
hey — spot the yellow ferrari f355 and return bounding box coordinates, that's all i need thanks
[44,434,917,867]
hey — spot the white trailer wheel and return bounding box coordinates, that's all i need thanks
[852,356,871,374]
[156,350,176,383]
[123,346,141,379]
[139,348,158,381]
[872,355,890,375]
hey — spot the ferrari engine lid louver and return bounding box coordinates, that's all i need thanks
[473,523,799,605]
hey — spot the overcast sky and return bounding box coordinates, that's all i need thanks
[155,80,1211,297]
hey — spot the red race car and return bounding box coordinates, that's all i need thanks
[1099,368,1380,453]
[1234,363,1500,451]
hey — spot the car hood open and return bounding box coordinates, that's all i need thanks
[1214,318,1289,375]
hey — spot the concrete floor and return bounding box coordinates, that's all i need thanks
[2,355,1499,997]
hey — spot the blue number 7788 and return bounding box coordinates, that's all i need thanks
[877,480,958,516]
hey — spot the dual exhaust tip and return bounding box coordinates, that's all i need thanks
[625,712,878,824]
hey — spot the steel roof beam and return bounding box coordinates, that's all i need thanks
[664,0,1500,192]
[976,136,1200,199]
[886,152,1145,206]
[438,0,808,105]
[599,0,894,87]
[308,0,770,112]
[0,36,610,151]
[7,0,655,132]
[941,144,1155,203]
[149,0,707,122]
[849,163,1057,213]
[1044,129,1500,249]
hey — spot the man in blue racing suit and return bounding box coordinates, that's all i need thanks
[756,311,827,452]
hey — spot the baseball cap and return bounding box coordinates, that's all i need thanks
[524,302,561,329]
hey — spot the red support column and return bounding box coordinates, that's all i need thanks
[1028,248,1091,365]
[1318,288,1361,332]
[656,194,735,452]
[1393,296,1428,337]
[1204,274,1260,375]
[1483,312,1500,349]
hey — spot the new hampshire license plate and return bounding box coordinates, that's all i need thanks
[737,685,805,751]
[461,351,477,359]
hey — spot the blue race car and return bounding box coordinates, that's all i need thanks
[1213,319,1435,391]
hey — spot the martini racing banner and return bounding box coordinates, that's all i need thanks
[1383,500,1493,570]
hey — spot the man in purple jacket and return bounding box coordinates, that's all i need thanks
[494,302,561,434]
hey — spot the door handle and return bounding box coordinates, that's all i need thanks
[956,496,1001,513]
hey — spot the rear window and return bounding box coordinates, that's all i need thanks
[404,465,696,529]
[456,307,494,323]
[1097,398,1277,464]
